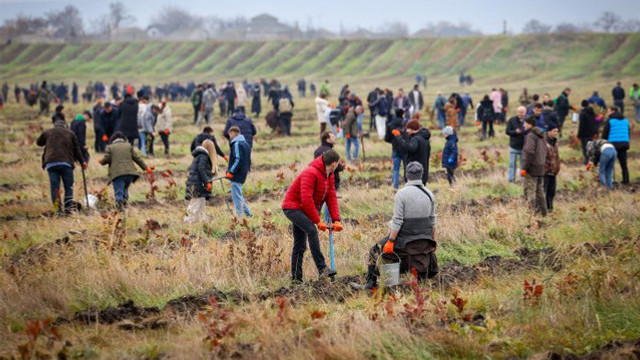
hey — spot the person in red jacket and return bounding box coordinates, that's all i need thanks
[282,149,343,283]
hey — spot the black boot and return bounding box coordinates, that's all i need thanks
[350,265,377,290]
[116,200,125,212]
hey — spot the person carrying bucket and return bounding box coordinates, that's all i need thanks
[350,162,438,290]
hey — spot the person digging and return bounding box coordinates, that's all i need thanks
[282,149,343,283]
[350,162,438,290]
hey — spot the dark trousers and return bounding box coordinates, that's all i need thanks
[227,100,235,116]
[279,113,292,136]
[369,108,376,130]
[320,122,327,134]
[544,175,557,211]
[146,133,155,156]
[81,148,90,163]
[112,175,136,202]
[94,131,106,153]
[614,99,624,116]
[612,142,630,184]
[193,106,199,124]
[127,136,136,146]
[159,132,170,154]
[283,209,327,281]
[446,167,455,185]
[47,165,74,213]
[482,119,494,139]
[580,137,590,165]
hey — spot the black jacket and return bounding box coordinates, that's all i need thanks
[116,96,139,138]
[397,128,431,184]
[223,111,257,148]
[384,115,406,153]
[612,86,625,101]
[70,119,87,149]
[185,147,213,200]
[313,142,344,190]
[190,133,226,157]
[577,107,598,139]
[100,108,119,138]
[506,116,525,150]
[477,99,495,121]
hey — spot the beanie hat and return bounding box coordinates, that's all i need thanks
[547,122,559,131]
[443,126,454,136]
[581,99,589,108]
[406,161,424,181]
[406,119,421,131]
[74,114,84,121]
[525,115,537,126]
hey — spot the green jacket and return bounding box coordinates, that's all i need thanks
[630,87,640,103]
[99,139,147,182]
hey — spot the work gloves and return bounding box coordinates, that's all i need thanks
[223,155,229,162]
[332,221,343,232]
[391,129,401,137]
[317,222,328,232]
[146,167,152,174]
[226,172,233,179]
[206,183,212,191]
[102,134,108,142]
[586,163,592,171]
[382,240,394,254]
[164,129,170,135]
[520,169,527,177]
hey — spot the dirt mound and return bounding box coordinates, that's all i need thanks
[164,288,247,316]
[258,275,360,304]
[530,337,640,359]
[72,300,161,325]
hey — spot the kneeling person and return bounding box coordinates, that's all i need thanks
[351,162,437,290]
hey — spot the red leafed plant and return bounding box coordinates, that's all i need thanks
[276,296,292,324]
[402,268,430,323]
[143,169,158,200]
[198,296,235,352]
[16,318,69,359]
[523,279,544,305]
[160,169,178,200]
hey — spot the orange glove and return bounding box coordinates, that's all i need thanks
[82,162,88,169]
[520,169,527,177]
[346,134,351,139]
[164,129,170,135]
[391,129,401,137]
[475,121,481,126]
[226,172,233,179]
[317,222,328,232]
[146,167,152,174]
[206,183,212,191]
[586,163,592,171]
[223,155,229,162]
[102,134,108,142]
[332,221,343,232]
[97,157,103,165]
[383,240,394,254]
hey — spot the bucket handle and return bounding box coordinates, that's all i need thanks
[376,252,401,267]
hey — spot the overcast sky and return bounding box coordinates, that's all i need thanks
[1,0,639,34]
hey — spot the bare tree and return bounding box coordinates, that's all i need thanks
[595,11,621,33]
[522,19,551,34]
[151,6,203,34]
[45,5,84,40]
[554,23,582,34]
[109,2,136,29]
[379,22,409,38]
[2,15,48,37]
[615,18,640,33]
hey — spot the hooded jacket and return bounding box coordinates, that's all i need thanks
[281,156,340,224]
[227,134,251,184]
[99,138,147,182]
[185,147,213,199]
[190,133,225,157]
[522,127,548,177]
[37,122,84,168]
[442,133,458,169]
[544,134,560,176]
[223,111,257,148]
[116,96,139,138]
[577,106,598,139]
[397,128,431,184]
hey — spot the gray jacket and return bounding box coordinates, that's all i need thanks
[391,180,436,249]
[140,108,155,134]
[202,88,216,110]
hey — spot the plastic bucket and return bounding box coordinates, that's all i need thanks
[377,253,401,287]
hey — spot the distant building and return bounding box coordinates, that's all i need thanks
[244,14,302,40]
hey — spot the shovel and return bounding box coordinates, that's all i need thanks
[327,226,337,280]
[212,175,232,214]
[81,166,89,214]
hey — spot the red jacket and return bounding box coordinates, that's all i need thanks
[281,156,340,224]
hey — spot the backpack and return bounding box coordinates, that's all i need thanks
[329,109,342,126]
[279,97,292,114]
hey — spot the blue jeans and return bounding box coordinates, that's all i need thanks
[458,111,465,127]
[138,132,147,155]
[47,165,74,212]
[437,111,445,129]
[599,148,617,189]
[345,137,359,161]
[356,113,364,133]
[112,175,136,202]
[391,149,406,189]
[508,147,522,182]
[230,181,252,217]
[635,104,640,123]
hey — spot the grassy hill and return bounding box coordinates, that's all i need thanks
[1,33,639,84]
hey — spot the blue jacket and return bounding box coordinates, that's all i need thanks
[442,133,458,169]
[223,111,257,148]
[603,114,630,143]
[227,134,251,184]
[587,94,607,108]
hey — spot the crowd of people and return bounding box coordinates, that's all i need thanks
[25,76,636,288]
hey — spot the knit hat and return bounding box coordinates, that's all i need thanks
[547,122,559,131]
[581,99,589,108]
[525,115,537,126]
[74,114,84,121]
[443,126,454,136]
[406,119,421,131]
[406,161,424,181]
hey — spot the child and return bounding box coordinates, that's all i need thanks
[184,139,217,223]
[98,131,150,211]
[442,126,458,185]
[226,126,252,217]
[155,102,173,155]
